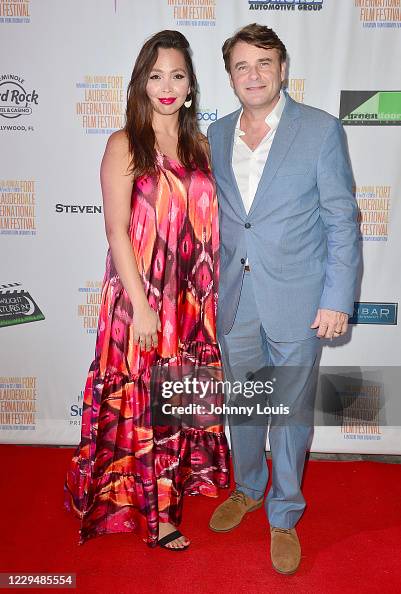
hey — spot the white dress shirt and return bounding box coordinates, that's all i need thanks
[232,91,286,215]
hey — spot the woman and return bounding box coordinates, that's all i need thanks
[64,30,230,551]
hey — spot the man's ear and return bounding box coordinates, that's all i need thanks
[229,72,234,89]
[280,61,287,84]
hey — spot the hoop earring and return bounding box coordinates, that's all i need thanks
[184,94,192,109]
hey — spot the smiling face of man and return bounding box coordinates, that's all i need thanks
[229,41,286,113]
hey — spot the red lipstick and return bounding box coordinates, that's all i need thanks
[158,97,176,105]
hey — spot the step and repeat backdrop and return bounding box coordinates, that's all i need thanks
[1,0,400,452]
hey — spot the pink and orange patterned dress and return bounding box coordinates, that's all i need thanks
[64,151,230,546]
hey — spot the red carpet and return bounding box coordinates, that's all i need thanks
[1,445,400,594]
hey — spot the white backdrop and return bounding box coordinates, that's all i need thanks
[1,0,400,452]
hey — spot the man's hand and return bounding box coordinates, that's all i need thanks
[310,309,349,339]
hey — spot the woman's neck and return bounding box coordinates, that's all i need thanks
[152,112,179,137]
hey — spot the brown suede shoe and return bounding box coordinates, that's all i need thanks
[270,526,301,575]
[209,489,264,532]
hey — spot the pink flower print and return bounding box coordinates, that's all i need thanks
[198,191,210,219]
[179,231,194,262]
[136,175,154,195]
[163,319,174,346]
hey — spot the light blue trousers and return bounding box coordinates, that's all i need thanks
[218,271,321,529]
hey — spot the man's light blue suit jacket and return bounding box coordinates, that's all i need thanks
[207,93,360,342]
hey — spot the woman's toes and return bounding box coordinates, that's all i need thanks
[173,536,188,548]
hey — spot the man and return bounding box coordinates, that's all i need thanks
[207,24,360,575]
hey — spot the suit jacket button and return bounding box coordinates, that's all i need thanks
[245,222,251,228]
[240,258,246,264]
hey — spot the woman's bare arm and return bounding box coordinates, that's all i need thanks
[100,130,160,350]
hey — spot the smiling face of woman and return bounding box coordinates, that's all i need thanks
[145,47,190,117]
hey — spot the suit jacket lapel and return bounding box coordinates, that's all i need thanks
[248,95,301,217]
[222,108,248,218]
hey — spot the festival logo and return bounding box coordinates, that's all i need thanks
[0,376,37,431]
[0,179,36,236]
[0,282,45,328]
[78,281,102,334]
[0,0,30,24]
[354,184,391,241]
[285,78,306,103]
[354,0,401,29]
[318,369,384,442]
[76,75,124,135]
[0,75,37,131]
[349,302,398,325]
[167,0,216,26]
[248,0,324,12]
[340,91,401,125]
[338,383,382,442]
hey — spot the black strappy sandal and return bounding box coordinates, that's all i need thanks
[158,529,190,551]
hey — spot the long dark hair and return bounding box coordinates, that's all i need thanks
[125,30,207,178]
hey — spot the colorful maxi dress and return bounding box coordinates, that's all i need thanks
[64,152,230,546]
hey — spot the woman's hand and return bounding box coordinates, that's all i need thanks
[133,303,161,351]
